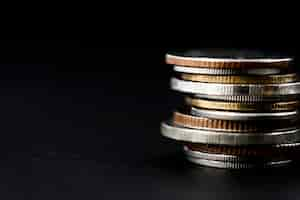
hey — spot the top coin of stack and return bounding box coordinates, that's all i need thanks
[161,49,300,169]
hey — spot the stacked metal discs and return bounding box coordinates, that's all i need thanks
[160,49,300,169]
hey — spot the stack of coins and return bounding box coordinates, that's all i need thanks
[160,49,300,169]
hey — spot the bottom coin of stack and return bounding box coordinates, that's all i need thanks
[160,49,300,169]
[161,106,300,169]
[183,144,295,169]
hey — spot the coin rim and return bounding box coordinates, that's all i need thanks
[185,97,299,111]
[184,143,300,157]
[193,94,299,102]
[166,54,292,68]
[185,154,292,169]
[173,111,295,132]
[161,121,300,145]
[171,77,300,96]
[174,65,284,75]
[180,73,297,84]
[183,145,295,162]
[190,107,299,121]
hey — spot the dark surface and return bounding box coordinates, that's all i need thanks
[1,42,300,199]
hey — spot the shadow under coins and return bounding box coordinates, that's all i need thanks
[142,151,300,187]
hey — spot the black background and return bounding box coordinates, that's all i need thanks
[1,40,300,199]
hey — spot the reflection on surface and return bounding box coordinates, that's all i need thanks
[140,150,300,199]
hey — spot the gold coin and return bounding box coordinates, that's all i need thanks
[185,97,300,111]
[166,52,292,69]
[181,73,297,84]
[172,111,295,133]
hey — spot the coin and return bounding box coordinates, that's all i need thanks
[193,94,300,102]
[184,150,292,169]
[180,73,297,84]
[161,121,300,145]
[166,49,292,68]
[185,97,299,111]
[173,111,296,132]
[174,65,286,75]
[171,77,300,96]
[190,107,299,121]
[183,145,295,162]
[185,143,300,157]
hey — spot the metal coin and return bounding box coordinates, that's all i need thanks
[166,49,292,68]
[180,73,297,84]
[173,111,296,132]
[174,65,285,75]
[183,145,293,162]
[161,121,300,145]
[184,145,251,162]
[190,107,299,121]
[171,77,300,96]
[184,152,292,169]
[185,143,300,157]
[193,94,300,102]
[185,97,299,111]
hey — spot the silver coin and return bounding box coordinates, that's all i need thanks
[185,155,292,169]
[171,78,300,96]
[190,107,299,121]
[193,94,299,102]
[174,65,283,75]
[160,121,300,145]
[183,145,298,162]
[183,146,254,162]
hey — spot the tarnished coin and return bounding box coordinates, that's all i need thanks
[166,49,292,68]
[185,97,299,111]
